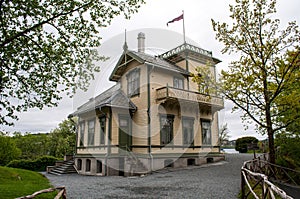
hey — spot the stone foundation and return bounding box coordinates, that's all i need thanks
[74,153,225,176]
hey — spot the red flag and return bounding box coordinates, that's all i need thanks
[167,14,183,26]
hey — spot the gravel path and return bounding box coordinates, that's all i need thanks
[45,153,254,199]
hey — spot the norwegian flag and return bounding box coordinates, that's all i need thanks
[167,14,183,26]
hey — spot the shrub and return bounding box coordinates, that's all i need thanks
[6,156,58,171]
[0,135,21,166]
[235,136,258,153]
[275,134,300,185]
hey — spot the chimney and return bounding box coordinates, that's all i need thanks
[137,32,145,53]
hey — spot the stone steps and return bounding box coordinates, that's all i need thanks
[48,160,77,175]
[126,152,148,175]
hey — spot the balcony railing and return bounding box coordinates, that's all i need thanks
[156,86,224,109]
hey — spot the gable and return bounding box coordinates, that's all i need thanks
[109,50,189,82]
[109,52,143,82]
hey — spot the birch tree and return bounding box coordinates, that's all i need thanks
[211,0,299,163]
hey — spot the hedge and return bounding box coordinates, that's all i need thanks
[6,156,59,171]
[235,136,258,153]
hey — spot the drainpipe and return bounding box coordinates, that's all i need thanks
[68,116,78,161]
[98,107,109,175]
[185,49,190,91]
[147,64,154,173]
[105,108,112,176]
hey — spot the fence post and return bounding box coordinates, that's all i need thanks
[241,170,245,199]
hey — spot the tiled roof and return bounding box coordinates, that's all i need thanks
[69,84,136,116]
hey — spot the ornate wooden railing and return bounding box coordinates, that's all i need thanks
[156,86,224,109]
[241,154,299,199]
[160,43,213,59]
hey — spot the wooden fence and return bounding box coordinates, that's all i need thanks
[241,154,299,199]
[16,186,66,199]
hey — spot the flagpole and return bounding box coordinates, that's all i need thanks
[182,10,189,90]
[182,10,186,44]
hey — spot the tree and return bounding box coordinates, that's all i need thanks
[0,0,145,126]
[219,123,231,146]
[211,0,299,163]
[48,119,76,158]
[0,133,21,165]
[275,133,300,170]
[12,119,76,159]
[191,62,215,95]
[13,132,50,159]
[275,51,300,136]
[235,136,258,153]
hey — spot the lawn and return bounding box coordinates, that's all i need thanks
[0,166,57,199]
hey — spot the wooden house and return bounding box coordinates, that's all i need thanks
[70,32,225,176]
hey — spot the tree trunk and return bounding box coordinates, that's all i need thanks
[268,130,275,164]
[266,102,275,164]
[263,67,275,164]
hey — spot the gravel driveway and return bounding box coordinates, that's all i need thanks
[45,153,254,199]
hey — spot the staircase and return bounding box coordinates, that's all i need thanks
[125,151,148,176]
[48,160,77,175]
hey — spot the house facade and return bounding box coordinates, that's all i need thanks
[70,33,224,176]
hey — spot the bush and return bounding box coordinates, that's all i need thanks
[235,136,258,153]
[6,156,58,171]
[0,135,21,166]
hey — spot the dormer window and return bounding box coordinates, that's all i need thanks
[127,68,140,97]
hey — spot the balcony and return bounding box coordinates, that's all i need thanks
[156,86,224,110]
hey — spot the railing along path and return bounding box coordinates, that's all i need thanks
[241,154,299,199]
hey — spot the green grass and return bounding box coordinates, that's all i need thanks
[0,166,57,199]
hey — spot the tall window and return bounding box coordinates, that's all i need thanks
[99,117,106,145]
[79,122,85,146]
[127,68,140,97]
[88,119,95,146]
[182,117,194,146]
[201,120,211,145]
[77,159,82,170]
[174,77,184,89]
[97,160,102,173]
[160,115,174,145]
[119,115,132,151]
[86,159,91,172]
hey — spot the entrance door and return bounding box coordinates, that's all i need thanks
[118,115,132,153]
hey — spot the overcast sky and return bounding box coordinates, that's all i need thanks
[2,0,299,140]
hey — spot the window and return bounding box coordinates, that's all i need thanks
[160,114,174,145]
[119,115,132,151]
[97,160,102,173]
[199,81,209,94]
[127,68,140,97]
[187,159,196,166]
[77,159,82,170]
[164,159,174,168]
[88,119,95,146]
[99,117,106,145]
[182,117,194,146]
[86,159,91,172]
[201,120,211,145]
[79,122,85,146]
[174,77,184,89]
